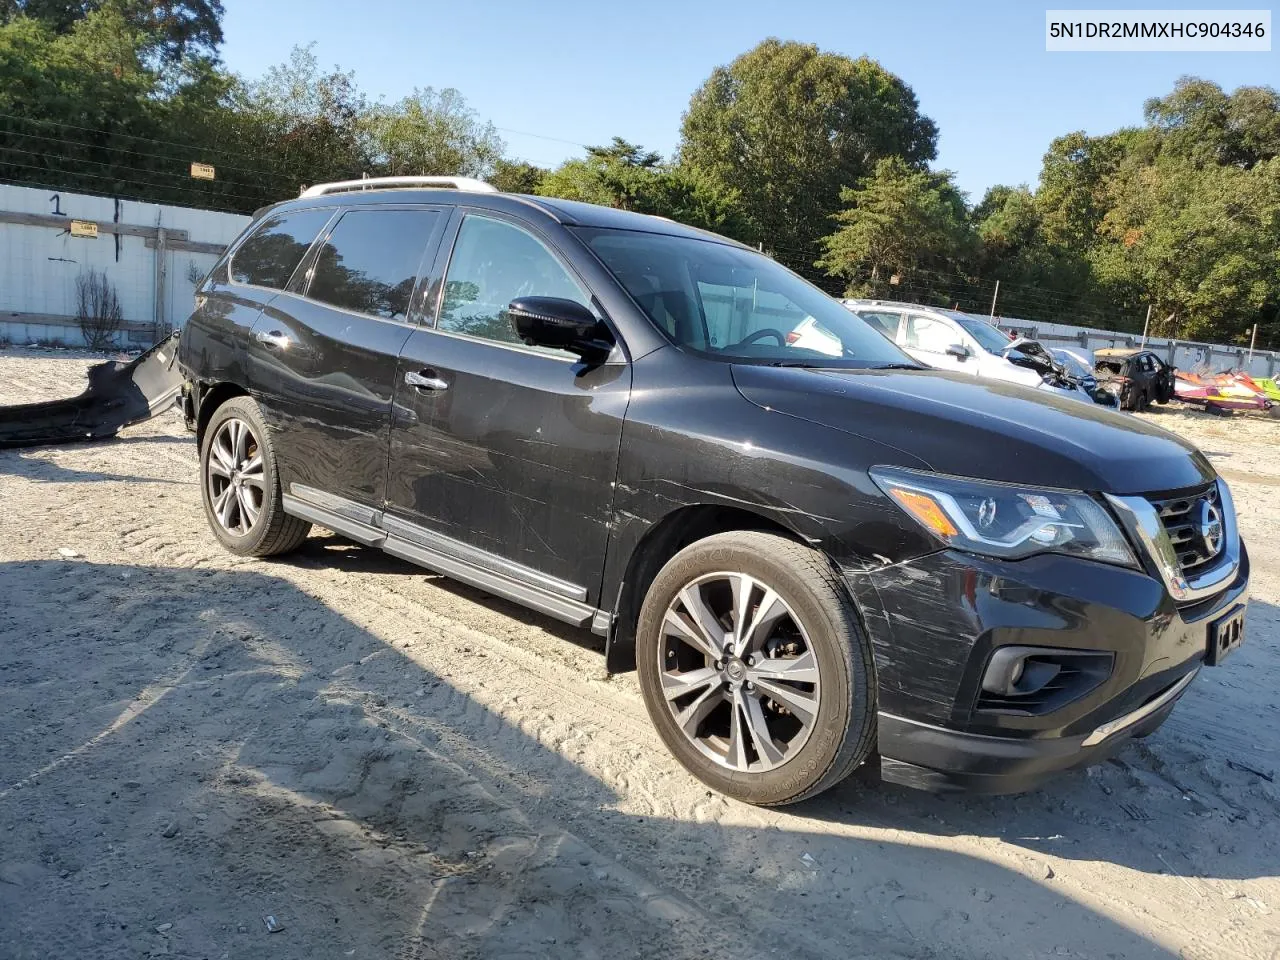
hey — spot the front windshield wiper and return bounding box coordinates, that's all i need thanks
[767,360,832,368]
[866,362,924,370]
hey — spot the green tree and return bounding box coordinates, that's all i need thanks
[489,158,547,194]
[362,86,504,179]
[970,184,1095,321]
[0,10,185,201]
[679,38,937,271]
[1092,157,1280,342]
[1,0,224,64]
[538,137,745,235]
[817,157,971,298]
[1145,76,1280,169]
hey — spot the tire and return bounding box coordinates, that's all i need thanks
[635,530,876,806]
[199,396,311,557]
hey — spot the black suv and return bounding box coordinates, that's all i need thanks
[178,177,1249,806]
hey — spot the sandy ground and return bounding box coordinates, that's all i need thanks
[0,349,1277,960]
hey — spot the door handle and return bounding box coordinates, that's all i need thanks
[404,370,449,391]
[255,330,292,349]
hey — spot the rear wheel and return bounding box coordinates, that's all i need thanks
[1121,384,1145,412]
[636,531,876,806]
[200,396,311,557]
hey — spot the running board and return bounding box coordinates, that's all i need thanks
[282,490,598,630]
[383,536,595,628]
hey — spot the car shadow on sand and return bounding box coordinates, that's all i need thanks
[4,560,1254,959]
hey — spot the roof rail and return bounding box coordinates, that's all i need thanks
[299,176,498,198]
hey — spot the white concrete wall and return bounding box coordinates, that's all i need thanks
[0,184,249,347]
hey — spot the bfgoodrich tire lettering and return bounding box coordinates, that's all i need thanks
[635,530,876,806]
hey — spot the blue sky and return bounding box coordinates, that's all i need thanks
[220,0,1277,201]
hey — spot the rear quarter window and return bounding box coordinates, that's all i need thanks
[230,208,332,290]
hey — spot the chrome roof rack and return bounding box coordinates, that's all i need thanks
[299,176,498,198]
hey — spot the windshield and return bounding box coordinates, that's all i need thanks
[950,312,1015,354]
[575,228,919,368]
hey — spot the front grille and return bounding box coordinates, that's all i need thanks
[1146,483,1223,576]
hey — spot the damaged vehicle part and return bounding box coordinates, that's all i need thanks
[840,300,1093,403]
[1094,348,1176,411]
[1049,347,1115,406]
[179,179,1249,805]
[0,332,182,448]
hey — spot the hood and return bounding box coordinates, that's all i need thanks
[1005,337,1080,388]
[732,365,1213,495]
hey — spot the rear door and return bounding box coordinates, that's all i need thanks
[247,205,448,507]
[385,210,630,607]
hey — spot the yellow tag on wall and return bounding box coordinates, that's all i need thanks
[191,162,216,180]
[69,220,98,239]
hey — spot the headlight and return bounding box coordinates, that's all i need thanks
[870,467,1137,567]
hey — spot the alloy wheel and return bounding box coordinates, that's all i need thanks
[206,417,265,536]
[658,572,821,773]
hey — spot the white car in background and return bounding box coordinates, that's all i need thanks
[838,299,1092,402]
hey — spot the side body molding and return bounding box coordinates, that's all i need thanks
[283,485,603,630]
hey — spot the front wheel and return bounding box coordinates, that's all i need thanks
[636,531,876,806]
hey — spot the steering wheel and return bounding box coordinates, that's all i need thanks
[731,328,786,348]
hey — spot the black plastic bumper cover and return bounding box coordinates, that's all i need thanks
[845,543,1248,794]
[0,333,182,448]
[876,684,1186,794]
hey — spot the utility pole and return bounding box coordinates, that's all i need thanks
[1247,323,1258,364]
[1140,304,1152,347]
[989,280,999,318]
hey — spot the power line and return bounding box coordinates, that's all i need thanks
[0,124,291,182]
[0,111,278,166]
[493,126,590,149]
[0,146,275,206]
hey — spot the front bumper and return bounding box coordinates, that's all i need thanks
[876,668,1195,793]
[844,539,1249,794]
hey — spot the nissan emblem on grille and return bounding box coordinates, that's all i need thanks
[1198,500,1224,558]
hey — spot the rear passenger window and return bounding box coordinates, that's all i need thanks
[436,215,587,348]
[231,209,331,289]
[855,311,900,338]
[306,209,442,320]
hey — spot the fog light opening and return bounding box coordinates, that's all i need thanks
[976,647,1115,716]
[981,648,1057,697]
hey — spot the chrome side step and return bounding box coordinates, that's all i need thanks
[283,488,602,631]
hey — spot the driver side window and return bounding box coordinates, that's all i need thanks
[436,215,589,353]
[903,314,960,354]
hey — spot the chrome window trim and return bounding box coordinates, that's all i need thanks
[1104,478,1240,603]
[264,289,420,330]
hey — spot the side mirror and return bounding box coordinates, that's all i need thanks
[945,343,970,361]
[505,297,612,360]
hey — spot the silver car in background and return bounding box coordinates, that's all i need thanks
[839,299,1092,403]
